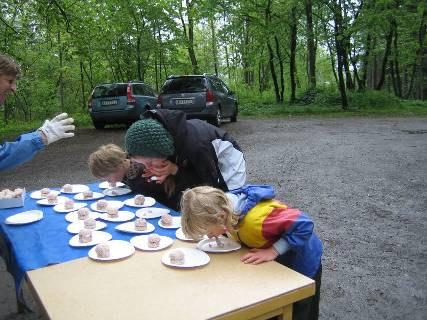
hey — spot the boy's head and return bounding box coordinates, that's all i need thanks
[88,144,127,181]
[180,186,236,240]
[125,118,175,158]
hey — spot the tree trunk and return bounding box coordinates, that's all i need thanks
[305,0,316,89]
[136,34,142,81]
[153,27,159,91]
[267,41,280,103]
[181,0,198,74]
[341,2,354,90]
[325,30,338,86]
[222,11,231,80]
[57,30,64,112]
[289,7,297,104]
[209,16,219,76]
[88,54,93,89]
[360,34,372,90]
[332,1,348,109]
[275,36,284,102]
[389,60,398,96]
[349,49,362,90]
[80,59,86,109]
[187,21,198,73]
[405,8,426,98]
[392,20,402,97]
[375,20,394,90]
[242,16,253,85]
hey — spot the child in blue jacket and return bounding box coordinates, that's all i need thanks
[181,184,322,320]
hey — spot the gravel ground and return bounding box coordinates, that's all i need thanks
[1,117,426,320]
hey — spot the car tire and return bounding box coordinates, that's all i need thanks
[230,104,238,122]
[93,121,105,130]
[209,108,221,127]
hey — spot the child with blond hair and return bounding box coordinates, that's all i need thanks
[181,184,322,320]
[88,144,176,208]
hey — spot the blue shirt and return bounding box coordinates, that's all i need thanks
[0,131,45,171]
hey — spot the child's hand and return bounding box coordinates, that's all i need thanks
[240,247,279,265]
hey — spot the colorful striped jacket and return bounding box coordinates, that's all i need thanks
[228,185,322,278]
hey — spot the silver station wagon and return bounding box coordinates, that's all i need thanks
[156,75,238,127]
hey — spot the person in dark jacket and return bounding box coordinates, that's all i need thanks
[124,109,246,208]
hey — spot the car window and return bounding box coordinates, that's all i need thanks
[132,84,143,95]
[92,84,127,98]
[210,78,226,94]
[162,77,206,94]
[143,85,155,96]
[219,80,231,93]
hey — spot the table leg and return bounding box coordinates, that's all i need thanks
[278,304,293,320]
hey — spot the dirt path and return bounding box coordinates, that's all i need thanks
[1,117,426,320]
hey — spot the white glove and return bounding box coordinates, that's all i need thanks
[39,113,75,145]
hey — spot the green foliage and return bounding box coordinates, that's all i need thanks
[296,86,342,106]
[0,0,425,128]
[239,88,427,118]
[347,90,401,109]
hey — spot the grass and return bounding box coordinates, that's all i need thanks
[239,89,427,118]
[1,90,426,138]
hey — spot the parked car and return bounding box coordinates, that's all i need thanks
[156,74,238,127]
[87,81,157,129]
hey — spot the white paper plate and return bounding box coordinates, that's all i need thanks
[53,202,87,213]
[161,248,210,268]
[36,196,68,206]
[4,210,43,225]
[115,221,155,234]
[98,181,125,189]
[102,187,132,197]
[30,190,60,200]
[98,210,135,222]
[135,207,170,219]
[88,240,135,261]
[130,235,174,251]
[69,231,112,247]
[90,200,124,213]
[64,210,100,223]
[74,192,105,201]
[60,184,90,194]
[123,197,156,208]
[197,236,241,253]
[175,227,201,242]
[158,216,181,229]
[67,220,107,234]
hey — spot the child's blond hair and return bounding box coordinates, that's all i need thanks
[88,144,127,178]
[180,186,239,240]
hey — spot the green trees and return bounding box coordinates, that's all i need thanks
[0,0,425,122]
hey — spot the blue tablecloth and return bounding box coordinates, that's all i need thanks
[0,182,181,293]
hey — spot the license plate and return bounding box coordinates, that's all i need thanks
[101,100,118,106]
[175,99,194,105]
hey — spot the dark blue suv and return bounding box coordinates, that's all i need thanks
[156,75,238,127]
[88,81,157,129]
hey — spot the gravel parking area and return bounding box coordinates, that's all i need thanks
[1,117,426,320]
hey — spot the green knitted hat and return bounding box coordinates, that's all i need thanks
[125,119,175,158]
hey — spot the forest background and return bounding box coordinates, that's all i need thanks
[0,0,426,134]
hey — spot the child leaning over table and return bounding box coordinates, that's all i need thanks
[180,184,322,320]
